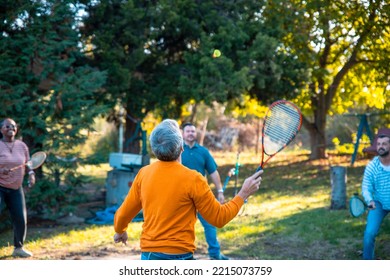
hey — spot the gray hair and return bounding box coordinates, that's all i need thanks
[150,119,183,161]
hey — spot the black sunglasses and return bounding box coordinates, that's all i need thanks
[3,124,17,129]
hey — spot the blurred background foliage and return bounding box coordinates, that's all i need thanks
[0,0,388,218]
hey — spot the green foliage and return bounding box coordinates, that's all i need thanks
[81,0,309,153]
[82,0,307,120]
[0,0,107,215]
[260,0,390,159]
[1,0,388,216]
[26,154,93,218]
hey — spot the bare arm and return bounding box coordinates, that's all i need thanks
[209,170,224,203]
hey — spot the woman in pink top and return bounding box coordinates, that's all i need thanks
[0,118,36,258]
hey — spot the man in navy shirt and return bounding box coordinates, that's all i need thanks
[181,122,229,260]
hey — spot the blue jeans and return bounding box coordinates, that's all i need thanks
[197,213,220,257]
[141,252,194,260]
[363,201,389,260]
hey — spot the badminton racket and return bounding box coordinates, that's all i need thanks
[349,193,372,218]
[10,151,47,171]
[256,100,302,172]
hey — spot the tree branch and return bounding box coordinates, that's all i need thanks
[324,2,378,113]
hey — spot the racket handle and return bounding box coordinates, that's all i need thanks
[248,166,263,203]
[222,176,230,191]
[10,163,25,171]
[255,166,263,172]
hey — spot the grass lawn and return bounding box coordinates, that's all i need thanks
[1,150,389,260]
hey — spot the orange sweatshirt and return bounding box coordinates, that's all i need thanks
[114,160,244,254]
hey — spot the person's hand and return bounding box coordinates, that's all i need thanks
[217,192,225,203]
[114,232,128,245]
[368,201,376,210]
[237,169,263,201]
[28,173,36,188]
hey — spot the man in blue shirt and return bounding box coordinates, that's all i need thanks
[181,122,228,260]
[362,130,390,260]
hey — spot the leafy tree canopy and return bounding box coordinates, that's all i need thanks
[263,0,389,158]
[81,0,308,152]
[0,0,107,215]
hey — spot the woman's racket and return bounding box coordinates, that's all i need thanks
[349,193,371,218]
[10,151,47,171]
[256,100,302,172]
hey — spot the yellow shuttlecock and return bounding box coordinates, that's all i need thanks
[212,49,221,58]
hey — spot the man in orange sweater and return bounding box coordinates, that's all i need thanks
[114,119,263,260]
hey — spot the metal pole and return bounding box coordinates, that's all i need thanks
[118,107,124,153]
[234,150,240,196]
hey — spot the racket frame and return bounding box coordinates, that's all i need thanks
[258,100,303,170]
[349,194,367,218]
[10,151,47,171]
[29,151,47,169]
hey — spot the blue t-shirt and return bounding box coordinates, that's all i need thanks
[181,143,217,176]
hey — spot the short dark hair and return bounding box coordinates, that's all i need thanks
[378,134,390,138]
[378,134,390,143]
[181,122,195,130]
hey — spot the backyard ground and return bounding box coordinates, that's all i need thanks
[1,151,389,260]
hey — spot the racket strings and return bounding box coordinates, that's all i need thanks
[30,152,47,169]
[350,196,365,217]
[263,104,301,155]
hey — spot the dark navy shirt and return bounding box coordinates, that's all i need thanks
[181,142,217,176]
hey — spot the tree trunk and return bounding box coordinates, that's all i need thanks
[307,124,327,159]
[303,99,327,160]
[330,166,347,209]
[124,117,141,154]
[199,117,208,146]
[255,118,261,155]
[302,80,329,160]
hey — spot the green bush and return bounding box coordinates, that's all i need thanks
[26,156,89,219]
